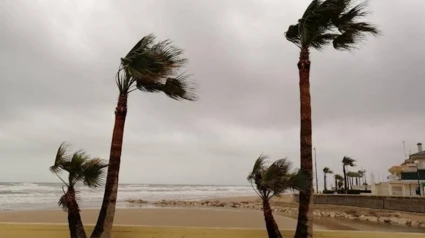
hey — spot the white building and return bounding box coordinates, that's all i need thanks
[372,142,425,196]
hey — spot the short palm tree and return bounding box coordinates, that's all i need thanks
[285,1,379,236]
[342,156,356,193]
[333,174,343,191]
[357,170,364,185]
[93,34,196,238]
[322,167,333,191]
[50,143,108,238]
[247,155,305,238]
[346,171,358,189]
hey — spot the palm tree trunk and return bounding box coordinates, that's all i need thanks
[263,199,282,238]
[343,166,347,194]
[92,94,128,238]
[67,188,87,238]
[324,174,327,191]
[294,47,313,238]
[334,178,337,191]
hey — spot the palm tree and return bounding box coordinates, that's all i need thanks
[322,167,333,191]
[92,34,196,238]
[334,174,343,191]
[247,155,306,238]
[50,143,108,238]
[346,171,358,189]
[342,156,356,193]
[285,1,379,236]
[357,170,364,185]
[337,180,344,190]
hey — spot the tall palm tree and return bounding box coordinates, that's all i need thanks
[342,156,356,193]
[334,174,343,191]
[92,34,196,238]
[285,1,379,236]
[322,167,333,191]
[50,143,108,238]
[247,155,306,238]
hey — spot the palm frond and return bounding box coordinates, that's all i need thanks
[122,35,187,81]
[81,158,108,188]
[262,158,292,184]
[162,74,197,101]
[335,1,368,24]
[302,0,322,19]
[262,158,297,196]
[247,154,267,181]
[334,174,343,180]
[58,194,68,212]
[310,33,339,50]
[118,34,195,99]
[342,156,356,167]
[288,170,309,192]
[285,24,301,47]
[286,0,379,50]
[50,142,70,173]
[123,34,156,61]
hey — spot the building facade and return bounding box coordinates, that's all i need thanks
[372,142,425,196]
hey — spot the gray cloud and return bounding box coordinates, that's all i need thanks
[1,0,424,187]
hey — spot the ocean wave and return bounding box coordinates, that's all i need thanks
[0,183,255,210]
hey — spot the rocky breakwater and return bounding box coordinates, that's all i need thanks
[126,199,425,229]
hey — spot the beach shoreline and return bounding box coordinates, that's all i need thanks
[0,195,424,233]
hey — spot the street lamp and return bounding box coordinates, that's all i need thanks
[414,160,421,196]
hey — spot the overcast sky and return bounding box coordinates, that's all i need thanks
[1,0,424,186]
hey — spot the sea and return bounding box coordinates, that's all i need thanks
[0,182,255,211]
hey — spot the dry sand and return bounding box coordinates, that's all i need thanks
[0,207,326,230]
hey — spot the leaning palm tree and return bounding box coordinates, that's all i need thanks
[285,1,379,236]
[342,156,356,193]
[247,155,306,238]
[92,34,196,238]
[50,143,108,238]
[322,167,333,191]
[334,174,343,191]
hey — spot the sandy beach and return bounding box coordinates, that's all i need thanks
[0,195,424,233]
[0,207,326,230]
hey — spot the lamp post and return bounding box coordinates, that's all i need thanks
[414,160,421,196]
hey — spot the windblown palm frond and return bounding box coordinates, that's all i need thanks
[323,167,332,173]
[342,156,356,167]
[248,155,306,200]
[334,174,343,180]
[116,34,197,100]
[81,158,108,188]
[247,154,267,181]
[49,143,108,188]
[50,142,70,173]
[285,0,380,51]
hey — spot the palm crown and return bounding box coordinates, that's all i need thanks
[285,0,380,50]
[50,143,108,189]
[323,167,333,174]
[247,155,306,200]
[117,34,196,100]
[334,174,343,180]
[342,156,356,166]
